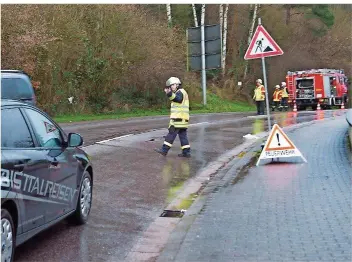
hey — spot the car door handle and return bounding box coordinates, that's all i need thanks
[14,163,26,169]
[50,159,59,168]
[14,159,31,170]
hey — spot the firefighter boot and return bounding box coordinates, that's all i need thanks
[178,148,191,158]
[154,144,170,156]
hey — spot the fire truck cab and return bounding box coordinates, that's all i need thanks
[286,68,348,110]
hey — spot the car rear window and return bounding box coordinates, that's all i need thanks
[1,77,33,99]
[1,108,35,148]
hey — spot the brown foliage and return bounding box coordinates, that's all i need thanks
[1,4,351,114]
[1,4,200,115]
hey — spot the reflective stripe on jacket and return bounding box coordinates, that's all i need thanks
[169,89,189,128]
[273,90,282,102]
[253,85,265,101]
[281,87,289,98]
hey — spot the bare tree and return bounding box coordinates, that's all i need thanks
[222,4,229,76]
[192,4,198,27]
[243,4,259,85]
[166,4,172,27]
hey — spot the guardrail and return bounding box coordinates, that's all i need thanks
[347,109,352,151]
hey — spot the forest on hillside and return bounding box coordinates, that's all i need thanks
[1,4,351,115]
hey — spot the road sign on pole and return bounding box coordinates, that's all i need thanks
[244,18,283,131]
[187,23,221,106]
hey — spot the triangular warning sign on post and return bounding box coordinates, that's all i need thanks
[256,124,307,166]
[244,25,283,60]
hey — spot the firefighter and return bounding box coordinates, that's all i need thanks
[280,82,289,111]
[253,79,266,115]
[272,85,282,111]
[155,77,191,157]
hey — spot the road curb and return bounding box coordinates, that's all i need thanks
[346,109,352,151]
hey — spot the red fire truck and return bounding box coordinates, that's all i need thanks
[286,68,348,110]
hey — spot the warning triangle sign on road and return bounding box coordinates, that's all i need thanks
[244,25,283,60]
[44,121,57,133]
[256,124,307,166]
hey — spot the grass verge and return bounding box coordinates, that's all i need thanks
[54,93,256,123]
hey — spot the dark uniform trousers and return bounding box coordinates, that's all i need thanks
[162,125,190,154]
[256,101,265,115]
[281,97,289,110]
[272,101,281,111]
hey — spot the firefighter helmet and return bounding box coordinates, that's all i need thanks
[166,77,181,87]
[256,79,262,84]
[275,85,280,89]
[281,82,286,87]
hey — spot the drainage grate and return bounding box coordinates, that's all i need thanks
[160,210,185,218]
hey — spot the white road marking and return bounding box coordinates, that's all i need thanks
[189,121,210,126]
[247,115,268,118]
[95,122,210,145]
[96,134,133,144]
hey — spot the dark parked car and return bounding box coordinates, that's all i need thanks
[1,100,93,262]
[1,70,36,105]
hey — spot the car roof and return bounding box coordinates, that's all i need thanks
[1,99,33,107]
[1,70,31,79]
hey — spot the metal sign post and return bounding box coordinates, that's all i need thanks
[201,11,206,105]
[259,18,272,130]
[244,17,283,132]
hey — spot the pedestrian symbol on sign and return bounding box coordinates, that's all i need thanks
[255,38,263,53]
[255,37,275,53]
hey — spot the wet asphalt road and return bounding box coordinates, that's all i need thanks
[13,110,345,262]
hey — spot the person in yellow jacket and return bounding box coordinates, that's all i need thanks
[271,85,282,111]
[155,77,191,158]
[280,82,289,111]
[253,79,266,115]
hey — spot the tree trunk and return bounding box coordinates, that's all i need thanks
[166,4,172,27]
[192,4,198,27]
[222,4,229,76]
[243,4,258,87]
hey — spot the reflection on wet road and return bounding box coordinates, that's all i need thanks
[14,110,346,261]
